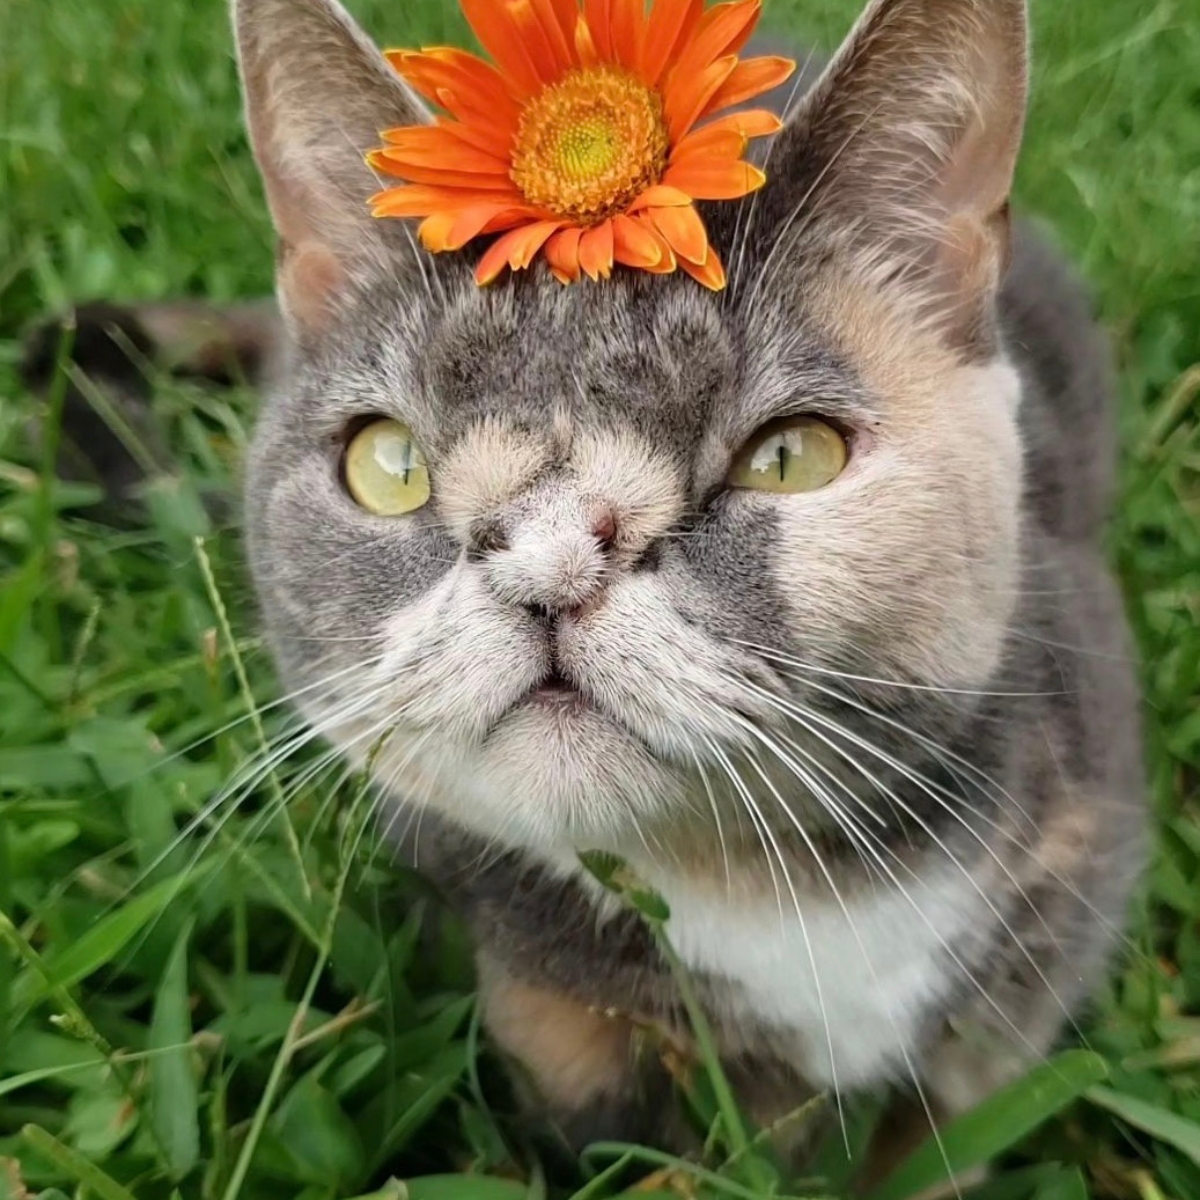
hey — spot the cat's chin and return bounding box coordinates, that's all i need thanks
[397,699,686,853]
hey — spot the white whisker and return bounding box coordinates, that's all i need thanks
[743,682,1086,1046]
[704,737,848,1146]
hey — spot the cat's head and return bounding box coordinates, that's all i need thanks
[239,0,1028,860]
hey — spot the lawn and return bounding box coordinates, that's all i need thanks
[1,0,1199,1197]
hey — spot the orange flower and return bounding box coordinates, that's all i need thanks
[368,0,794,290]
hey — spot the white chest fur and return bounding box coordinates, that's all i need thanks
[644,864,983,1089]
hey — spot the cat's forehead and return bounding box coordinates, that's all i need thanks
[302,259,866,465]
[408,274,741,451]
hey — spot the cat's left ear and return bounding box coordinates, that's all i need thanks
[755,0,1028,353]
[233,0,430,331]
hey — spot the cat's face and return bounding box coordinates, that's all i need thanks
[240,0,1028,858]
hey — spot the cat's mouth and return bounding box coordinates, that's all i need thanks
[526,667,588,709]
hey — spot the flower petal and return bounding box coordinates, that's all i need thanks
[578,221,616,280]
[547,0,580,40]
[475,220,563,284]
[475,229,527,285]
[529,0,577,73]
[662,158,766,200]
[421,205,537,250]
[445,202,530,249]
[371,185,536,222]
[634,217,680,274]
[642,0,704,85]
[424,115,515,159]
[583,0,614,60]
[370,185,460,219]
[545,226,584,283]
[612,213,665,269]
[431,92,520,151]
[680,244,727,290]
[679,0,762,67]
[669,126,747,164]
[703,56,796,117]
[460,0,546,96]
[628,185,695,211]
[610,0,645,71]
[574,13,601,66]
[421,205,536,250]
[503,0,569,84]
[374,129,511,176]
[388,48,521,121]
[514,219,566,267]
[648,204,709,264]
[417,211,460,252]
[662,54,738,143]
[689,108,783,139]
[369,153,518,191]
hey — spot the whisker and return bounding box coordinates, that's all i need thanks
[741,717,1061,1074]
[774,670,1039,833]
[732,726,962,1170]
[727,45,821,295]
[744,682,1087,1046]
[364,729,438,875]
[744,102,886,315]
[731,637,1066,699]
[86,651,391,811]
[704,737,848,1146]
[1005,626,1138,663]
[127,675,396,895]
[687,746,732,893]
[796,678,1140,956]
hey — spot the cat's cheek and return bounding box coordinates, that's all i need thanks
[552,573,770,756]
[766,436,1018,688]
[371,568,550,742]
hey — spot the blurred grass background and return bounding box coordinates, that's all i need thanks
[1,0,1198,1197]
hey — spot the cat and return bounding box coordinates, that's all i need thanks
[35,0,1146,1185]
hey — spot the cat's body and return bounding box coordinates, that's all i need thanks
[38,0,1146,1184]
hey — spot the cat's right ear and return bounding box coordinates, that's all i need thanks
[232,0,430,332]
[754,0,1028,355]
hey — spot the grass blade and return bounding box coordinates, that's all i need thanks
[1032,1166,1089,1200]
[10,868,209,1015]
[867,1051,1108,1200]
[193,534,310,901]
[20,1125,137,1200]
[149,918,201,1179]
[397,1177,532,1200]
[1086,1087,1200,1168]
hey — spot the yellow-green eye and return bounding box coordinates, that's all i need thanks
[727,417,848,494]
[343,418,431,515]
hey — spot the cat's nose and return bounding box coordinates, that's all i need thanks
[476,502,619,617]
[589,508,618,554]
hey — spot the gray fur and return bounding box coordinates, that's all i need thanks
[227,0,1146,1169]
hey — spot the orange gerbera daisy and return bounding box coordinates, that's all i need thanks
[367,0,794,290]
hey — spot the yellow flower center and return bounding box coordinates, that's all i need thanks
[511,66,669,224]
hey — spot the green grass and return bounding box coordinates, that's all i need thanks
[1,0,1199,1197]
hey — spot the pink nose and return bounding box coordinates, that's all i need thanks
[590,506,618,552]
[481,500,621,617]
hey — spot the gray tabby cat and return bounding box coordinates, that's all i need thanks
[58,0,1148,1180]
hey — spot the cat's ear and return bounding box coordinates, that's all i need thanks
[233,0,430,330]
[760,0,1027,352]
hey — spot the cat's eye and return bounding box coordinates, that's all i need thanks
[343,418,431,515]
[727,417,848,494]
